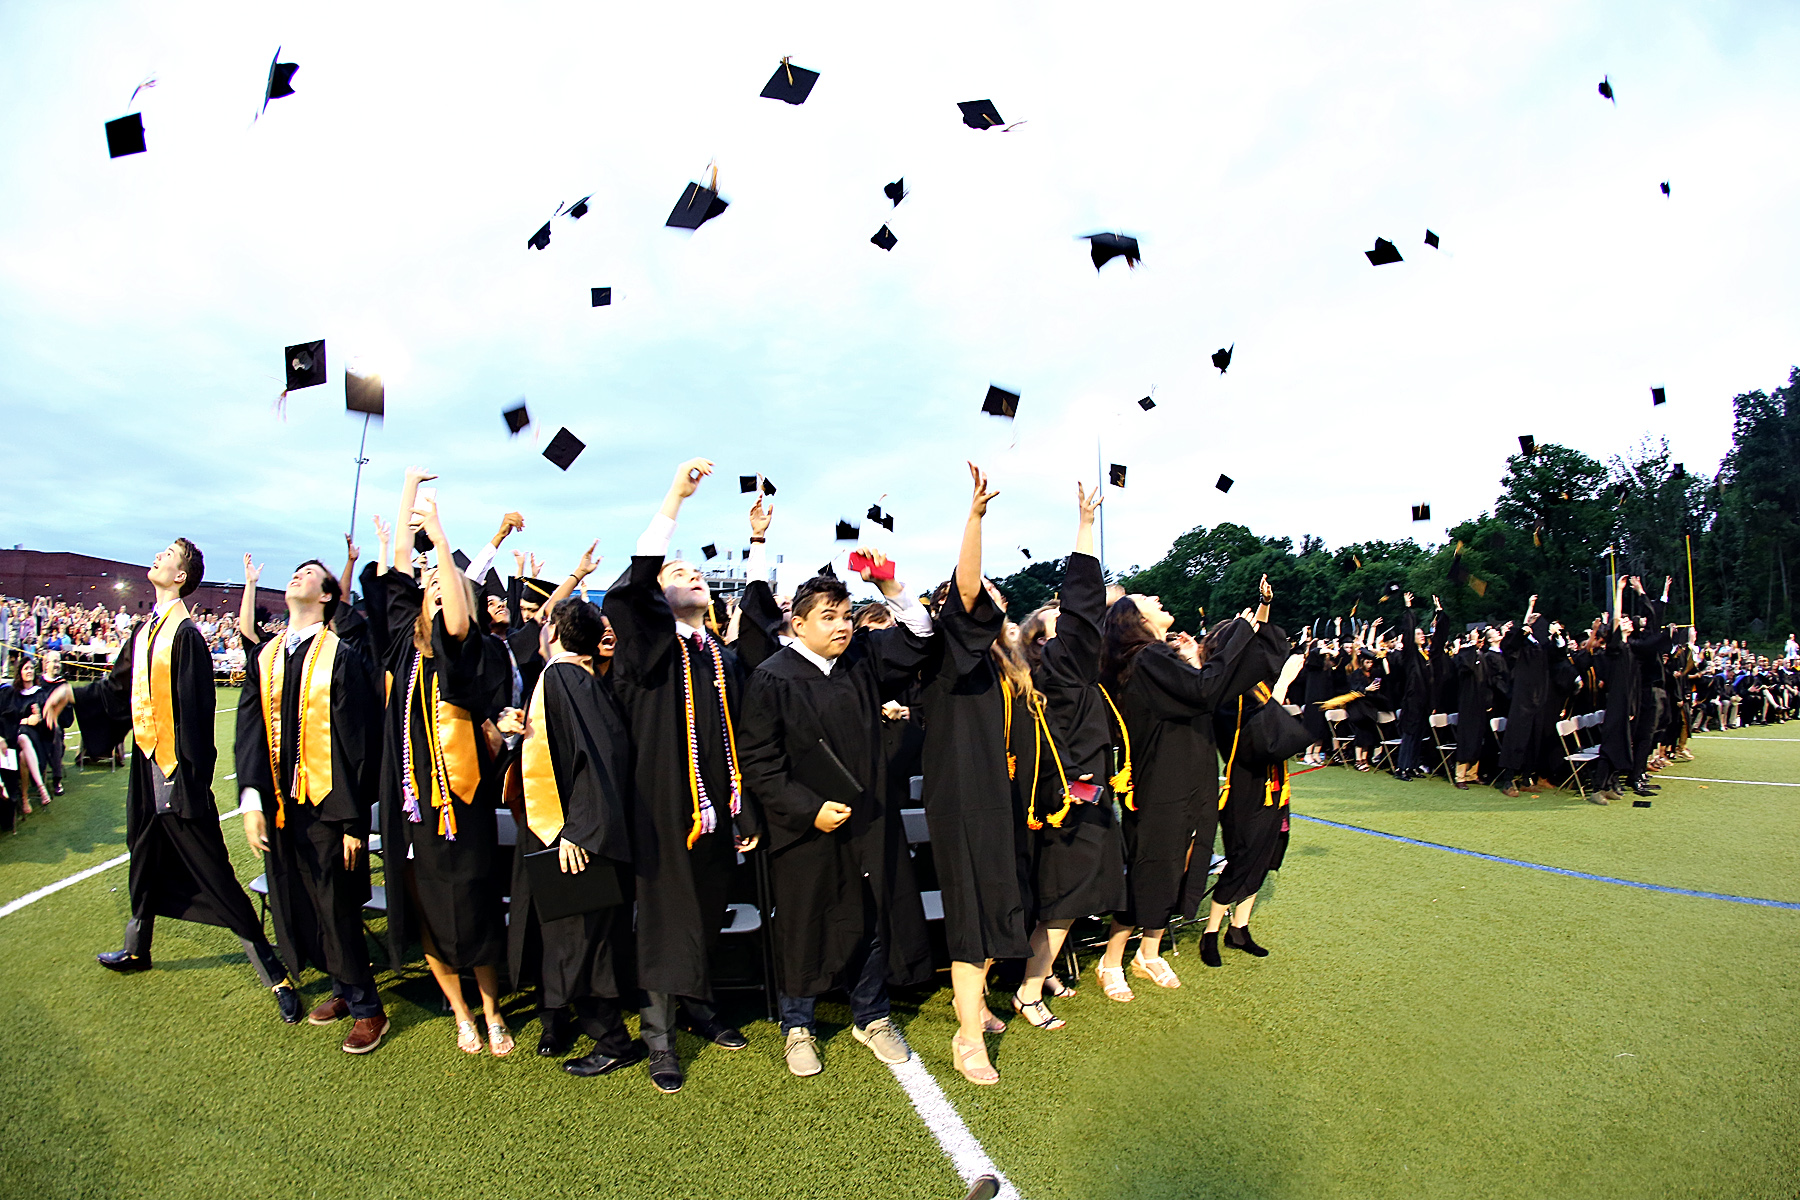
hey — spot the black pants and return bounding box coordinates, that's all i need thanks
[638,992,722,1053]
[122,913,287,987]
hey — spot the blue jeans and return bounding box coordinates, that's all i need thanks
[778,934,889,1033]
[332,978,384,1021]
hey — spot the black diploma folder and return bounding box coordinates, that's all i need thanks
[794,738,863,806]
[523,847,623,922]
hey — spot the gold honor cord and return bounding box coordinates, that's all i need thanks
[130,599,190,776]
[1097,683,1134,810]
[258,630,338,828]
[681,633,743,850]
[1025,692,1076,831]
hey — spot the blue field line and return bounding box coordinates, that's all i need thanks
[1290,813,1800,911]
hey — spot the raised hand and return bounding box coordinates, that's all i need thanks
[513,549,527,575]
[1403,591,1414,607]
[672,457,713,499]
[528,554,544,578]
[494,512,525,543]
[968,461,999,516]
[243,554,263,587]
[749,492,773,538]
[1259,574,1273,603]
[343,532,360,562]
[573,541,600,580]
[415,493,446,546]
[852,547,888,582]
[404,466,437,488]
[1078,482,1102,524]
[373,514,391,547]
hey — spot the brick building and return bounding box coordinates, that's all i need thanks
[0,549,286,617]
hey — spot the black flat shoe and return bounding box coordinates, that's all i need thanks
[564,1040,647,1077]
[96,949,151,973]
[1224,925,1270,957]
[274,985,303,1024]
[647,1048,684,1093]
[1200,931,1222,968]
[537,1009,574,1057]
[680,1016,748,1051]
[52,783,63,797]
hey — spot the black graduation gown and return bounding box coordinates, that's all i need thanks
[602,555,764,1001]
[507,661,635,1008]
[1596,626,1637,776]
[234,616,382,984]
[739,628,934,997]
[1212,623,1295,907]
[1027,552,1127,921]
[372,572,511,970]
[1110,621,1253,928]
[1498,618,1557,776]
[914,580,1031,964]
[1299,647,1331,746]
[74,609,266,943]
[1453,646,1492,764]
[1397,610,1433,741]
[506,622,546,707]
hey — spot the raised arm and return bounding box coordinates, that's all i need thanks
[1075,481,1100,558]
[370,514,390,578]
[339,533,360,597]
[417,491,469,640]
[394,467,436,574]
[956,461,999,612]
[543,541,600,622]
[238,554,264,645]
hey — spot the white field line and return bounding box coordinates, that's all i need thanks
[1690,736,1800,742]
[1656,775,1800,788]
[886,1054,1021,1200]
[0,809,236,919]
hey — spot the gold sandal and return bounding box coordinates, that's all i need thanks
[950,1033,999,1084]
[1130,952,1182,989]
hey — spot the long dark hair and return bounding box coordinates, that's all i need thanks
[1099,596,1158,688]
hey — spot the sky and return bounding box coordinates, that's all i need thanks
[2,0,1797,596]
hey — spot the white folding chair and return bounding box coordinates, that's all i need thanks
[1430,712,1459,779]
[1373,710,1403,771]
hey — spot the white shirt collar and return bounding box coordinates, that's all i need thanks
[285,621,325,652]
[789,638,840,676]
[675,616,708,641]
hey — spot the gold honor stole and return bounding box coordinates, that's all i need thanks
[258,631,339,828]
[408,654,482,838]
[130,599,191,777]
[521,654,585,845]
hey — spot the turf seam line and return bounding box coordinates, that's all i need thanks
[0,809,235,919]
[1651,775,1800,787]
[1290,814,1800,910]
[885,1055,1022,1200]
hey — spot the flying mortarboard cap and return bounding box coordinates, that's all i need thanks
[1425,229,1440,249]
[1109,463,1127,488]
[543,427,585,470]
[528,222,551,251]
[1519,434,1536,456]
[1365,237,1403,266]
[1673,462,1686,478]
[591,287,612,307]
[884,178,906,206]
[1660,181,1670,197]
[982,385,1019,419]
[451,549,472,572]
[878,513,894,532]
[1020,548,1031,559]
[667,181,728,230]
[834,520,858,541]
[1598,75,1615,102]
[1138,396,1156,410]
[263,49,298,110]
[702,544,718,560]
[1468,575,1489,598]
[284,341,326,391]
[1651,386,1666,405]
[958,99,1004,129]
[1212,344,1233,374]
[1448,544,1468,583]
[1412,503,1431,521]
[866,504,884,522]
[740,475,776,495]
[1216,474,1234,493]
[871,225,898,251]
[567,195,591,219]
[760,58,819,105]
[1084,233,1140,271]
[344,369,384,417]
[816,562,839,580]
[106,113,146,158]
[503,402,530,435]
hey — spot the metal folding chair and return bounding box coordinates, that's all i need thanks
[1429,712,1459,779]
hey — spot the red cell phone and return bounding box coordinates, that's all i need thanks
[846,551,896,581]
[1067,781,1102,803]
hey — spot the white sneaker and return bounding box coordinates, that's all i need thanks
[784,1027,822,1077]
[852,1017,912,1064]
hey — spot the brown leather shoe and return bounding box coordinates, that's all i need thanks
[308,996,351,1025]
[342,1016,389,1054]
[1501,786,1521,798]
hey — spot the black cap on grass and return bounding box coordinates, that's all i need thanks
[263,49,298,112]
[1216,474,1234,494]
[982,385,1020,420]
[1412,504,1431,522]
[345,369,384,417]
[591,287,612,307]
[1083,233,1140,271]
[884,178,906,206]
[106,113,146,158]
[1425,229,1440,249]
[528,222,551,251]
[1651,386,1667,406]
[871,224,898,251]
[761,58,819,105]
[1138,395,1156,410]
[835,520,858,541]
[702,543,718,560]
[503,402,530,435]
[1212,344,1233,374]
[667,181,728,230]
[1598,76,1615,103]
[1519,434,1536,456]
[1366,237,1403,266]
[958,99,1004,129]
[284,341,326,391]
[1632,799,1651,807]
[1109,463,1127,488]
[543,427,585,470]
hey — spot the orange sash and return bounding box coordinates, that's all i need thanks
[522,655,586,844]
[258,629,338,828]
[130,600,190,777]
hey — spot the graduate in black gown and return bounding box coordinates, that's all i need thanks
[370,470,514,1055]
[1496,596,1560,797]
[1592,576,1638,803]
[1012,483,1124,1030]
[739,540,935,1080]
[1093,585,1253,1000]
[45,539,296,1019]
[500,599,638,1077]
[234,555,388,1053]
[1393,594,1437,779]
[4,657,56,813]
[1451,627,1500,788]
[603,459,767,1094]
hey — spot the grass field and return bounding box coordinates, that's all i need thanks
[1,715,1796,1200]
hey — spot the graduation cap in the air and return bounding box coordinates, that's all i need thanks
[1673,462,1687,479]
[667,173,729,230]
[1365,238,1403,266]
[1138,396,1156,411]
[1212,344,1233,374]
[503,402,530,435]
[1216,474,1234,494]
[866,504,894,532]
[1612,482,1629,504]
[591,287,612,307]
[262,48,298,113]
[1083,233,1141,271]
[527,222,552,251]
[1108,464,1127,488]
[834,520,858,541]
[740,475,776,496]
[1660,181,1670,197]
[284,341,326,391]
[1519,434,1536,456]
[105,113,146,158]
[543,427,585,470]
[1448,544,1469,583]
[1598,75,1615,103]
[1412,503,1431,522]
[1020,548,1031,559]
[566,195,592,219]
[344,369,384,417]
[871,225,898,251]
[1425,229,1440,249]
[760,58,819,105]
[702,544,719,561]
[1651,386,1666,405]
[982,385,1020,420]
[1533,517,1545,547]
[884,178,906,206]
[958,99,1005,129]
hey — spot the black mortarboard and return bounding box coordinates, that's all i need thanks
[1448,545,1468,583]
[284,341,326,391]
[866,504,884,522]
[871,225,898,251]
[1365,237,1403,266]
[1673,462,1686,479]
[344,369,384,416]
[702,544,718,560]
[1598,76,1615,103]
[263,49,298,111]
[1660,181,1670,197]
[1216,474,1234,493]
[520,576,555,602]
[834,520,857,541]
[1211,344,1233,374]
[816,562,839,580]
[667,182,729,230]
[982,385,1020,419]
[567,195,591,219]
[1084,233,1140,271]
[1425,229,1440,249]
[1519,434,1536,456]
[528,222,551,251]
[878,513,894,532]
[106,113,146,158]
[543,427,585,470]
[958,99,1004,129]
[1020,548,1031,558]
[738,475,775,496]
[1109,463,1127,488]
[591,287,612,307]
[451,549,472,572]
[884,178,906,206]
[1138,396,1156,410]
[1632,799,1651,807]
[1412,503,1431,522]
[760,58,819,105]
[481,568,506,602]
[503,402,530,435]
[866,504,895,532]
[1613,482,1629,504]
[413,528,432,554]
[1651,386,1666,405]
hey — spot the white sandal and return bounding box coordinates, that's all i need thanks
[487,1018,515,1057]
[455,1020,482,1054]
[1130,952,1182,989]
[1095,963,1134,1003]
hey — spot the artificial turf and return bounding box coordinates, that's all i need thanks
[1,715,1795,1200]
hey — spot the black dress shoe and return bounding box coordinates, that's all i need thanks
[681,1016,749,1050]
[96,949,151,973]
[564,1039,648,1077]
[537,1009,574,1057]
[1199,931,1222,968]
[274,985,304,1024]
[647,1048,684,1093]
[1224,925,1270,957]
